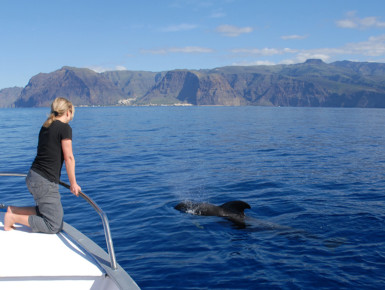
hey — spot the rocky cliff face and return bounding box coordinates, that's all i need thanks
[140,70,243,105]
[140,70,195,104]
[222,72,328,106]
[15,67,126,107]
[102,70,162,99]
[0,87,23,107]
[213,59,385,107]
[4,60,385,108]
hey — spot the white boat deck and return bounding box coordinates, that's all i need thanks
[0,212,138,289]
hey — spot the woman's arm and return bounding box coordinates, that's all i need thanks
[62,139,81,196]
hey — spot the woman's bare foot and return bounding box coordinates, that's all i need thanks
[4,206,16,231]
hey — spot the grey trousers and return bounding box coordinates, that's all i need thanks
[26,170,63,234]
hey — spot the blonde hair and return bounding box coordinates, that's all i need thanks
[43,97,75,128]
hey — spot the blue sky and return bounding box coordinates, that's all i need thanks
[2,0,385,89]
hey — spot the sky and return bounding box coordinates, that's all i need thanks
[2,0,385,89]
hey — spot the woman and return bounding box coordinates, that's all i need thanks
[4,97,81,234]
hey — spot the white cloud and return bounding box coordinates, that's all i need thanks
[281,34,308,40]
[88,66,105,73]
[210,12,226,18]
[294,52,332,63]
[336,19,357,29]
[215,25,253,37]
[298,35,385,58]
[160,23,198,32]
[88,65,127,73]
[141,46,215,54]
[232,48,279,55]
[230,34,385,66]
[336,11,385,29]
[210,9,226,18]
[344,34,385,56]
[115,66,127,71]
[288,35,385,62]
[231,47,298,56]
[232,60,276,66]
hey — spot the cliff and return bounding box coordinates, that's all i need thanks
[2,59,385,108]
[0,87,23,107]
[15,67,126,107]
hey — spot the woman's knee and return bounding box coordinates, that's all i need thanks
[44,210,64,234]
[29,214,61,234]
[46,220,63,234]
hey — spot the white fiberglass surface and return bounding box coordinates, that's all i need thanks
[0,212,104,278]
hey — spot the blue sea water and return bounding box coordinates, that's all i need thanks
[1,106,385,289]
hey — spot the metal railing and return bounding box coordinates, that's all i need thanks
[0,172,117,270]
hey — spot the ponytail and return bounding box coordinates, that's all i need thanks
[43,112,57,128]
[43,98,75,128]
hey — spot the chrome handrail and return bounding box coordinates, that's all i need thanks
[0,172,117,270]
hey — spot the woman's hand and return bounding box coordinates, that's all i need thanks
[70,183,82,197]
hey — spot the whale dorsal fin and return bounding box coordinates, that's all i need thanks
[220,201,251,216]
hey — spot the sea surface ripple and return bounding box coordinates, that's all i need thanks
[1,106,384,289]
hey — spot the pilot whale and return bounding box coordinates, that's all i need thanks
[175,200,346,248]
[175,200,301,232]
[175,200,251,227]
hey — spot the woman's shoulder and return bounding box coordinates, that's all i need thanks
[50,121,72,134]
[52,120,71,128]
[50,121,72,140]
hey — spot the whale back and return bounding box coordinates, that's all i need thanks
[175,200,251,228]
[220,201,251,216]
[175,201,222,216]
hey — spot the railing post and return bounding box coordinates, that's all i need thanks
[1,172,118,270]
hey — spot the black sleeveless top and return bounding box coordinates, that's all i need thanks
[31,120,72,183]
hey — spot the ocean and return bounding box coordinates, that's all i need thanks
[1,106,384,289]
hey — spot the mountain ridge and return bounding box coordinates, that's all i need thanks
[2,60,385,108]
